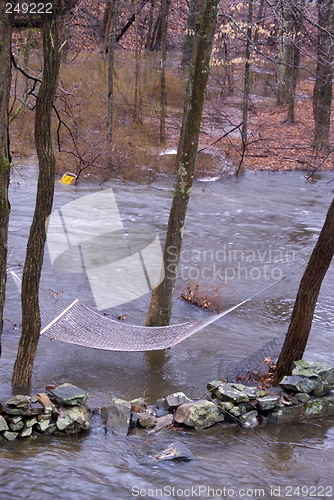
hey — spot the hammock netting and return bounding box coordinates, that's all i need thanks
[10,270,286,382]
[11,271,202,351]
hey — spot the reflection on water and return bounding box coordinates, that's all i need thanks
[1,162,334,498]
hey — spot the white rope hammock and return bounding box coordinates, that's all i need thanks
[9,263,305,352]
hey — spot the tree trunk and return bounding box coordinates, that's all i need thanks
[145,0,221,327]
[181,0,200,67]
[12,13,61,388]
[277,0,304,123]
[61,9,71,62]
[176,0,205,167]
[134,0,140,120]
[107,0,118,142]
[145,0,155,52]
[241,0,253,148]
[313,0,334,152]
[159,0,167,144]
[0,6,12,357]
[273,197,334,385]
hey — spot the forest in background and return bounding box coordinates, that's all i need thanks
[7,0,334,182]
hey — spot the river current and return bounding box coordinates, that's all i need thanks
[1,161,334,499]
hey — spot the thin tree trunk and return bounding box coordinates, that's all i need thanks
[160,0,167,144]
[241,0,253,149]
[24,26,32,67]
[313,0,334,152]
[273,197,334,385]
[61,9,71,62]
[133,0,141,121]
[145,0,221,327]
[146,0,155,52]
[181,0,200,67]
[176,0,205,167]
[277,0,304,122]
[12,14,61,388]
[107,0,118,142]
[0,7,12,357]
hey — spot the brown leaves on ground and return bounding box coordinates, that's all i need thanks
[233,89,334,174]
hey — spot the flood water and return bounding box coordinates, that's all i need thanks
[1,161,334,499]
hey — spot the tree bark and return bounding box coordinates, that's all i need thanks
[12,13,61,388]
[181,0,200,67]
[277,0,305,123]
[241,0,253,148]
[312,0,334,152]
[0,6,12,357]
[273,197,334,385]
[159,0,167,144]
[145,0,221,327]
[107,0,118,142]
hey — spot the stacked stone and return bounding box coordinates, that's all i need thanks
[207,360,334,427]
[101,360,334,436]
[0,383,92,442]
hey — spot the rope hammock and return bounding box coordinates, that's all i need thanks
[9,264,305,352]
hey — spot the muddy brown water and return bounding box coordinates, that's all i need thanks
[1,160,334,499]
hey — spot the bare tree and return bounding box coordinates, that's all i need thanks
[12,9,61,388]
[0,5,12,356]
[277,0,305,123]
[145,0,221,327]
[274,197,334,385]
[159,0,167,144]
[313,0,334,151]
[107,0,119,142]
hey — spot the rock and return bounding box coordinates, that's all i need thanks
[129,398,147,413]
[130,412,139,428]
[154,442,193,461]
[240,410,259,429]
[266,404,303,425]
[164,392,193,410]
[243,387,259,400]
[155,399,169,417]
[36,393,57,414]
[299,394,334,420]
[257,396,280,411]
[57,405,91,433]
[207,381,223,391]
[19,426,33,438]
[25,417,38,428]
[294,392,310,403]
[0,415,9,432]
[217,401,234,411]
[256,390,267,398]
[280,375,316,394]
[101,398,131,436]
[207,382,249,403]
[292,360,334,396]
[6,395,31,408]
[8,417,24,432]
[229,405,248,418]
[36,418,52,433]
[48,383,88,406]
[153,414,174,431]
[137,411,156,428]
[3,431,19,441]
[174,400,224,429]
[24,401,44,416]
[43,424,57,436]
